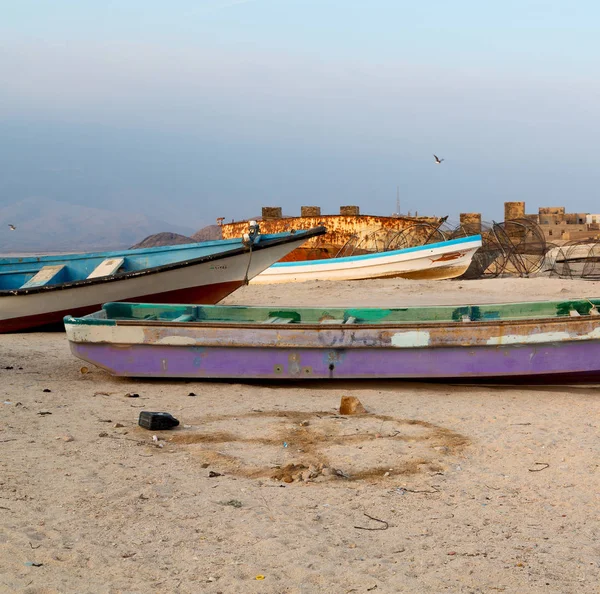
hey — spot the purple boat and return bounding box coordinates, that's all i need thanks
[64,298,600,383]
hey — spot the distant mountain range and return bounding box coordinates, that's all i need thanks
[0,198,197,252]
[131,225,224,248]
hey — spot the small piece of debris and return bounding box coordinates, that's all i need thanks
[114,423,124,428]
[4,366,13,370]
[42,389,51,393]
[218,499,242,508]
[126,393,140,398]
[138,411,179,430]
[201,463,210,468]
[58,435,74,442]
[188,392,196,397]
[80,366,89,374]
[37,411,52,416]
[528,462,550,472]
[299,420,310,427]
[339,396,367,415]
[98,432,109,437]
[208,471,223,478]
[24,562,43,567]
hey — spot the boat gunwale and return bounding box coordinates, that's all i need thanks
[0,227,326,297]
[65,311,600,332]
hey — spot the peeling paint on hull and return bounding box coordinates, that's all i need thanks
[394,263,471,281]
[69,340,600,382]
[222,214,443,262]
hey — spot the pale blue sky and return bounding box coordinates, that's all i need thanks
[1,1,599,227]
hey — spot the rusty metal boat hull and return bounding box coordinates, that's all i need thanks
[221,213,444,262]
[65,298,600,382]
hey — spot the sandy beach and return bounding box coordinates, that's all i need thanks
[2,277,600,593]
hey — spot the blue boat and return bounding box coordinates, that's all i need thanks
[0,223,325,332]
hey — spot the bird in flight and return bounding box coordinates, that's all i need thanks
[433,154,444,164]
[8,224,16,231]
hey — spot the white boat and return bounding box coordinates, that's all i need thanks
[250,235,482,284]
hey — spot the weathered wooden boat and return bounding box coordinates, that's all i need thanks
[249,235,482,283]
[64,297,600,382]
[0,224,325,333]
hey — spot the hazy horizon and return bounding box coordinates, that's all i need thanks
[2,1,599,228]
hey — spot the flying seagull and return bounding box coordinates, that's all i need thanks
[8,224,16,231]
[433,154,444,164]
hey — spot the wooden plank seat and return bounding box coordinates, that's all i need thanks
[87,258,124,279]
[20,265,67,289]
[320,317,356,324]
[172,314,195,322]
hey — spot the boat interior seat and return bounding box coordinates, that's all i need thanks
[172,314,195,322]
[87,258,125,279]
[20,265,68,289]
[265,317,294,324]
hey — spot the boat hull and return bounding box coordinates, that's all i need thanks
[0,232,322,332]
[0,281,243,333]
[65,297,600,383]
[249,236,482,283]
[68,340,600,382]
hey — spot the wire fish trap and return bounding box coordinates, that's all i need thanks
[548,240,600,280]
[460,218,546,279]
